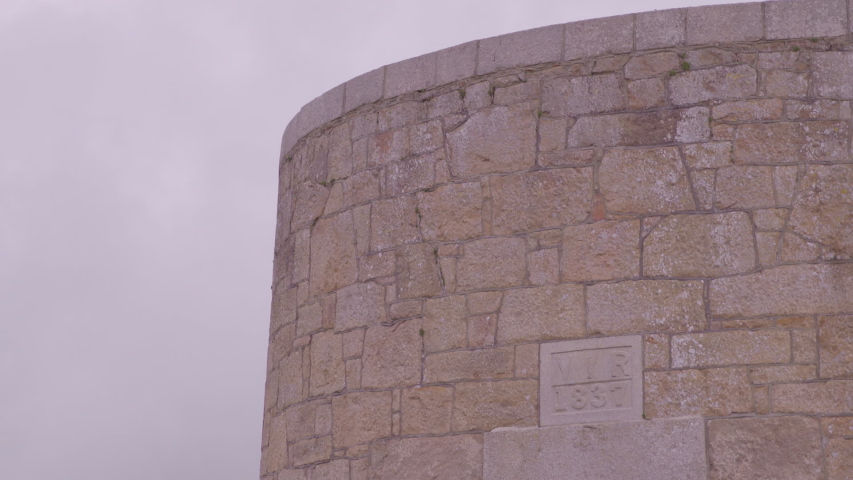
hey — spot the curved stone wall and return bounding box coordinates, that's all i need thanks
[263,1,853,478]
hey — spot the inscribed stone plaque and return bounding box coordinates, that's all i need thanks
[540,335,642,425]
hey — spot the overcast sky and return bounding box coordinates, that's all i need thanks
[0,1,753,478]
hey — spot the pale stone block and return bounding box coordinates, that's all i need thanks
[538,149,597,167]
[671,330,790,368]
[636,8,686,50]
[417,181,483,242]
[790,165,853,260]
[494,81,539,105]
[684,48,737,68]
[561,220,640,282]
[627,77,666,110]
[456,237,527,292]
[781,232,822,262]
[708,416,823,480]
[296,302,323,337]
[395,243,442,300]
[370,196,419,251]
[407,119,443,156]
[540,336,642,426]
[277,469,306,480]
[332,391,392,449]
[290,183,329,231]
[389,300,422,320]
[468,314,496,347]
[367,128,407,167]
[814,52,853,98]
[484,418,707,480]
[335,282,386,331]
[491,168,592,235]
[423,296,466,353]
[644,334,669,370]
[528,248,559,286]
[341,169,380,209]
[296,83,345,140]
[498,285,585,344]
[271,285,298,333]
[592,55,629,73]
[446,104,537,177]
[715,166,776,209]
[285,401,319,441]
[290,436,332,467]
[428,91,463,119]
[436,41,477,85]
[645,367,752,417]
[765,0,847,40]
[735,121,850,164]
[625,52,680,80]
[345,67,384,113]
[683,141,732,169]
[826,436,853,480]
[351,112,378,141]
[750,365,817,384]
[568,107,710,148]
[756,231,780,267]
[818,315,853,378]
[310,330,345,397]
[384,52,436,99]
[266,414,288,471]
[773,380,853,414]
[564,15,633,60]
[345,358,362,390]
[309,212,357,296]
[712,99,783,122]
[277,350,303,409]
[467,291,502,315]
[401,386,453,435]
[541,73,625,116]
[690,169,715,210]
[453,380,538,431]
[515,343,539,378]
[588,280,705,335]
[310,459,349,480]
[383,154,436,197]
[753,208,787,230]
[361,320,422,389]
[537,117,566,152]
[377,101,427,131]
[685,2,763,45]
[787,99,852,120]
[669,65,758,106]
[463,81,492,111]
[600,147,695,215]
[774,165,799,206]
[424,346,514,383]
[765,70,808,97]
[477,24,562,75]
[358,251,395,282]
[644,212,755,277]
[368,435,483,480]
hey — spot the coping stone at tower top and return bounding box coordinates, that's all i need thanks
[280,0,853,158]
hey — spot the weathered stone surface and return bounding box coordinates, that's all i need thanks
[290,436,332,467]
[669,65,757,105]
[371,196,420,251]
[490,168,592,235]
[484,418,707,480]
[528,248,558,286]
[423,296,466,353]
[453,380,537,431]
[541,73,624,116]
[564,15,633,60]
[625,52,679,80]
[710,264,853,317]
[285,401,320,442]
[644,212,756,277]
[819,316,853,378]
[436,41,477,85]
[765,70,809,97]
[644,334,669,370]
[467,314,496,347]
[278,468,306,480]
[494,81,539,106]
[369,434,483,480]
[627,78,666,110]
[684,48,737,68]
[278,350,303,409]
[515,343,538,378]
[341,169,380,209]
[396,243,442,300]
[334,282,385,332]
[823,417,853,480]
[592,55,629,74]
[712,99,783,122]
[685,3,763,44]
[766,0,847,40]
[561,220,640,281]
[271,285,298,333]
[358,251,395,282]
[446,104,536,177]
[636,9,685,50]
[733,121,849,165]
[756,231,780,267]
[750,365,816,385]
[310,330,345,397]
[789,165,853,259]
[310,459,349,480]
[389,300,421,320]
[787,99,852,120]
[567,107,710,148]
[345,67,383,113]
[708,416,823,480]
[467,291,502,315]
[773,380,853,414]
[599,147,695,214]
[588,280,705,335]
[378,102,427,131]
[332,391,392,448]
[645,367,752,417]
[309,212,357,296]
[538,117,567,152]
[813,52,853,99]
[424,347,514,383]
[477,24,562,75]
[417,181,482,242]
[456,238,527,292]
[538,149,597,168]
[781,232,822,262]
[266,414,288,472]
[498,285,585,343]
[671,330,790,368]
[753,208,787,231]
[401,386,453,435]
[384,154,436,197]
[793,328,818,364]
[682,141,732,169]
[361,320,422,389]
[296,302,323,337]
[385,52,436,99]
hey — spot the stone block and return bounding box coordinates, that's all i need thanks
[765,70,808,97]
[377,101,427,131]
[644,212,756,277]
[683,141,732,169]
[515,343,538,378]
[592,55,629,73]
[453,380,538,431]
[750,365,816,384]
[734,121,849,165]
[484,417,707,480]
[446,104,537,177]
[756,231,780,266]
[296,302,323,337]
[436,41,477,85]
[669,65,758,105]
[540,336,642,426]
[408,119,444,156]
[541,73,624,116]
[309,212,357,297]
[277,350,303,409]
[498,285,585,344]
[416,181,482,242]
[361,320,422,389]
[266,414,288,472]
[712,99,783,122]
[564,14,633,60]
[789,165,853,260]
[709,264,853,317]
[384,52,436,99]
[627,77,666,110]
[332,391,392,449]
[395,243,442,300]
[625,52,680,80]
[345,358,361,389]
[813,52,853,98]
[456,237,527,292]
[494,81,540,106]
[401,386,453,435]
[285,401,319,442]
[765,0,847,40]
[636,8,686,50]
[538,149,597,168]
[567,107,710,148]
[310,330,345,397]
[358,251,395,282]
[538,117,567,152]
[753,208,787,230]
[310,459,349,480]
[787,99,852,120]
[425,347,514,383]
[290,183,329,232]
[290,436,332,467]
[370,196,420,251]
[335,282,386,331]
[671,330,790,368]
[818,315,853,378]
[708,416,823,480]
[477,24,562,75]
[467,314,496,347]
[296,83,345,140]
[345,67,384,113]
[561,220,640,281]
[773,380,853,414]
[588,280,705,335]
[600,147,695,215]
[528,248,559,286]
[490,168,592,235]
[685,2,763,45]
[715,166,777,210]
[645,367,752,417]
[644,334,669,370]
[383,154,436,197]
[389,300,421,320]
[467,291,503,315]
[368,434,483,480]
[423,296,466,353]
[341,169,380,209]
[278,469,306,480]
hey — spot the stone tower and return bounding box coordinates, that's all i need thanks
[263,0,853,478]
